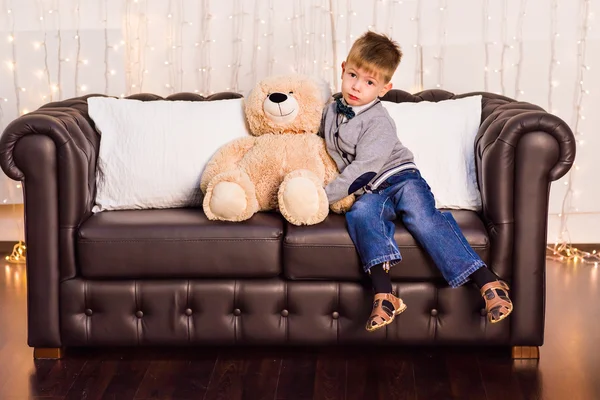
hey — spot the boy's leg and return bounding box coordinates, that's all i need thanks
[391,172,513,323]
[346,193,401,287]
[345,193,407,331]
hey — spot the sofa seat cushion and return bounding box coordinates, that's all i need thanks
[283,210,490,281]
[77,209,283,279]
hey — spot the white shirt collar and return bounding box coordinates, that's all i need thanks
[341,97,379,115]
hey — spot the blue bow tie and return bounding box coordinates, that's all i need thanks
[335,98,355,120]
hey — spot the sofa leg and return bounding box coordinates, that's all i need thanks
[33,347,64,359]
[511,346,539,359]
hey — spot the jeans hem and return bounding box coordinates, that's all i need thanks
[447,260,485,288]
[363,254,402,272]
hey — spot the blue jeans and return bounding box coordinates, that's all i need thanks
[346,168,484,288]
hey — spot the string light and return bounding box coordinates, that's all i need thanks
[55,0,63,100]
[199,0,213,95]
[482,0,490,92]
[7,0,22,115]
[548,0,596,264]
[166,0,175,93]
[372,0,379,32]
[138,0,149,93]
[178,0,185,92]
[513,0,528,99]
[230,0,244,93]
[37,0,53,102]
[499,0,508,95]
[267,0,275,76]
[413,0,423,91]
[328,0,338,92]
[435,0,448,89]
[250,0,262,84]
[548,0,558,112]
[291,1,301,73]
[345,0,352,57]
[74,0,83,96]
[103,0,110,94]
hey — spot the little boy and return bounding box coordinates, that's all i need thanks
[319,31,513,332]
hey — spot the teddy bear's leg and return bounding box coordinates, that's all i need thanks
[278,169,329,226]
[203,169,259,222]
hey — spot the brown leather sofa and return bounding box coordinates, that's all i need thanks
[0,89,575,359]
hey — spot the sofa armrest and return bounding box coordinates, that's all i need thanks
[475,99,575,345]
[0,98,100,347]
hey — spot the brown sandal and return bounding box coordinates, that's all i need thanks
[481,281,513,324]
[365,292,407,332]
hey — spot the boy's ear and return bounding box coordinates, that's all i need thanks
[341,61,346,79]
[379,82,393,97]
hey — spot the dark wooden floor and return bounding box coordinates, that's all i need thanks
[0,259,599,399]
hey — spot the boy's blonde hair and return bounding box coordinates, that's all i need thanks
[346,31,402,83]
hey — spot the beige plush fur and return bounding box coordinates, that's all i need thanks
[200,74,354,225]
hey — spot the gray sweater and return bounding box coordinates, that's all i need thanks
[319,99,416,203]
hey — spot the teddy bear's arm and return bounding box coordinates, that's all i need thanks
[317,139,340,185]
[316,138,355,213]
[200,136,256,193]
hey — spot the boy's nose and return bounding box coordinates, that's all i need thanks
[269,93,288,103]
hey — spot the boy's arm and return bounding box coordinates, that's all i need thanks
[325,117,396,203]
[317,108,326,138]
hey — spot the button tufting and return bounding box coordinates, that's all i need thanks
[480,308,487,317]
[281,309,289,317]
[332,311,339,319]
[185,308,193,316]
[135,311,144,318]
[85,309,93,316]
[430,309,438,317]
[233,308,241,316]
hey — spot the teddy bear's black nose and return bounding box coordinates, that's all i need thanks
[269,93,288,104]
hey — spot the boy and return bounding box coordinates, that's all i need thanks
[319,31,513,332]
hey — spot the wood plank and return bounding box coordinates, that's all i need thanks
[0,358,85,398]
[312,349,346,400]
[346,349,416,400]
[445,350,488,400]
[134,350,217,399]
[478,350,525,400]
[202,353,245,400]
[275,350,317,400]
[240,350,282,400]
[412,348,454,400]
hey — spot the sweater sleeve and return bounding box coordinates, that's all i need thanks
[317,108,326,138]
[325,117,396,203]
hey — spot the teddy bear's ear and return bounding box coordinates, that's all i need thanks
[311,76,333,105]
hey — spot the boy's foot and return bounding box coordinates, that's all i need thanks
[365,292,407,332]
[481,280,513,324]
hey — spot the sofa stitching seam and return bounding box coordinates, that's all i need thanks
[84,280,89,344]
[186,280,190,343]
[135,281,140,345]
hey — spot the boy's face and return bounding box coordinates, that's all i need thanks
[340,61,393,107]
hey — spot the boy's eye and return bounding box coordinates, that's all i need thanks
[367,81,374,85]
[350,73,356,78]
[289,91,294,95]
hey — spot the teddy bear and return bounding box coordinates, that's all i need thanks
[200,74,355,225]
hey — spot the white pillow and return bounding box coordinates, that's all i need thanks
[381,95,482,211]
[88,97,250,212]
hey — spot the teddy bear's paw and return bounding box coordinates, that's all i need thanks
[278,170,329,226]
[330,194,355,214]
[203,170,259,222]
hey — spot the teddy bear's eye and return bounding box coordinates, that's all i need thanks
[289,91,294,95]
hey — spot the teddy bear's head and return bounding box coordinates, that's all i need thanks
[244,74,332,136]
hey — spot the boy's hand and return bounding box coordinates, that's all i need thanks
[330,195,355,214]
